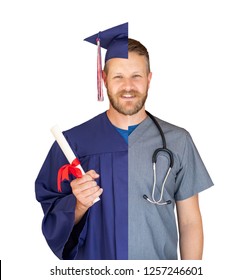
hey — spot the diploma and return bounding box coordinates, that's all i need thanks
[51,125,85,174]
[51,125,100,203]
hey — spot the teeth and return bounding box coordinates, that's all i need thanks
[123,94,133,98]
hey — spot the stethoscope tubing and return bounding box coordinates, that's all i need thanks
[143,111,173,206]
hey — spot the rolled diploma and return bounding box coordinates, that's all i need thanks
[51,125,100,203]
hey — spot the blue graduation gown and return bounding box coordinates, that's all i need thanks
[35,112,128,259]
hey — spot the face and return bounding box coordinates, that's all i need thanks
[103,52,152,116]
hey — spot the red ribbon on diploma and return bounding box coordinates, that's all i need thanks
[57,158,83,192]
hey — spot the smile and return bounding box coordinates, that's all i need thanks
[121,94,136,99]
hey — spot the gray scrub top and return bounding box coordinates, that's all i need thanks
[128,115,213,260]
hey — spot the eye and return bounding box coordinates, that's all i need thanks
[113,75,123,79]
[132,74,142,79]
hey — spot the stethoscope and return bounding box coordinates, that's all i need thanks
[143,111,174,206]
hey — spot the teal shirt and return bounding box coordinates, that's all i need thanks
[115,125,138,143]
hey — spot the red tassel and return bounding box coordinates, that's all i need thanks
[96,37,104,101]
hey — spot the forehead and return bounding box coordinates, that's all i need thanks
[106,52,147,73]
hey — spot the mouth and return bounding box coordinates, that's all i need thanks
[119,91,138,100]
[121,93,135,99]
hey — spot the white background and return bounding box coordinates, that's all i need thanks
[0,0,251,279]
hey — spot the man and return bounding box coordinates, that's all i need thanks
[35,23,213,260]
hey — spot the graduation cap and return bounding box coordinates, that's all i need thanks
[84,22,128,101]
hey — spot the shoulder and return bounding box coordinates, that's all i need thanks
[61,112,108,155]
[60,111,127,156]
[65,112,106,136]
[153,115,190,139]
[149,114,194,156]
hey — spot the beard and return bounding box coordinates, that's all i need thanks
[107,90,148,116]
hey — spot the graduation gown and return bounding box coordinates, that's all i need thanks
[35,112,128,260]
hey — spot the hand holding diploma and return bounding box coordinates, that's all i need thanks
[70,170,103,224]
[50,125,101,211]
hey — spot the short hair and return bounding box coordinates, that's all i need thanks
[128,38,150,73]
[104,38,150,73]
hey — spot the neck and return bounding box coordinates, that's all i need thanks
[106,107,147,129]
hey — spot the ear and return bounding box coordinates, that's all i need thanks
[102,70,107,88]
[147,72,152,89]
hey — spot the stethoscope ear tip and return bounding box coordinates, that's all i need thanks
[143,194,172,206]
[143,195,148,200]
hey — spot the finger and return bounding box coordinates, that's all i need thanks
[86,169,100,179]
[78,188,103,208]
[80,185,101,198]
[72,180,99,194]
[74,183,100,197]
[71,172,99,187]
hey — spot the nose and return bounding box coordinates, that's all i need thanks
[122,78,134,92]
